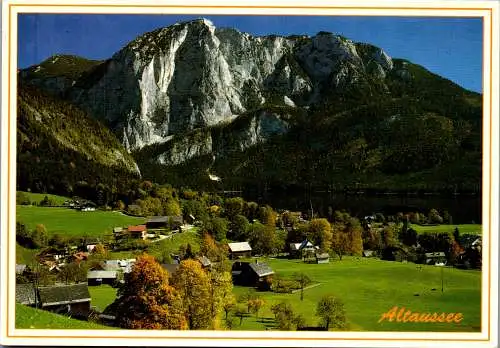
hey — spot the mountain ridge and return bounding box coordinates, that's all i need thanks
[19,19,482,193]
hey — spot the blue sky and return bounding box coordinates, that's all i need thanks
[18,14,483,93]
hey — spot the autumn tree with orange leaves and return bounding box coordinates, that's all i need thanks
[110,254,187,329]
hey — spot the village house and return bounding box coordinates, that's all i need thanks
[127,225,147,240]
[38,283,92,319]
[227,242,252,259]
[231,260,274,288]
[87,270,117,286]
[289,239,317,260]
[146,216,183,230]
[424,251,447,265]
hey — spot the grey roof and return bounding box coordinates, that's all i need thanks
[198,256,211,267]
[87,271,117,279]
[228,242,252,252]
[38,283,91,307]
[16,264,27,274]
[248,262,274,277]
[147,216,183,224]
[16,283,37,305]
[315,252,330,259]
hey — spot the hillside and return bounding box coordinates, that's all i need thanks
[17,84,141,201]
[16,303,114,329]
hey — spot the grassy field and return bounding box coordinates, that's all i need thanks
[16,206,145,238]
[17,191,70,206]
[231,257,481,332]
[411,224,481,235]
[89,285,118,312]
[147,229,201,259]
[15,303,114,329]
[16,243,39,264]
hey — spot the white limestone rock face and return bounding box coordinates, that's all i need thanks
[64,19,395,157]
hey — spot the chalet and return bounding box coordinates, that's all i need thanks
[38,283,91,319]
[289,239,317,260]
[227,242,252,259]
[315,252,330,264]
[231,261,274,287]
[87,270,117,286]
[425,252,447,265]
[127,225,147,240]
[16,283,38,306]
[146,216,183,230]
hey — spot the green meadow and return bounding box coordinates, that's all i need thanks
[89,285,118,313]
[231,257,481,332]
[411,224,481,235]
[15,303,114,329]
[17,191,69,206]
[16,206,146,238]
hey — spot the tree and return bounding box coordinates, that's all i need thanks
[309,218,333,252]
[428,208,444,224]
[58,261,88,284]
[331,225,350,260]
[399,227,418,247]
[249,221,283,256]
[92,243,108,258]
[248,297,266,319]
[110,254,187,329]
[316,295,347,330]
[32,224,48,248]
[224,197,245,220]
[294,272,312,301]
[230,214,249,241]
[234,304,247,326]
[208,268,234,324]
[172,259,213,329]
[206,217,229,242]
[271,301,303,330]
[223,294,236,319]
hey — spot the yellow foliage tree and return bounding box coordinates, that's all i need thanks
[111,254,187,329]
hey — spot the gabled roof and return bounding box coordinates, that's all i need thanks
[147,216,183,224]
[38,283,91,307]
[290,243,302,251]
[128,225,147,232]
[16,283,38,305]
[198,256,211,267]
[87,270,117,279]
[299,239,314,250]
[315,252,330,259]
[113,227,123,233]
[248,262,274,277]
[228,242,252,252]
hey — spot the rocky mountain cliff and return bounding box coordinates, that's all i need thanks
[21,19,481,192]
